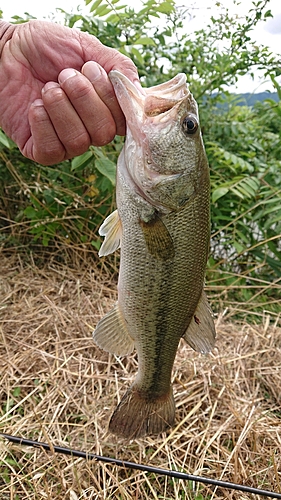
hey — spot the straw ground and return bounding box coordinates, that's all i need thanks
[0,253,281,499]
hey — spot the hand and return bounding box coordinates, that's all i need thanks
[0,20,140,165]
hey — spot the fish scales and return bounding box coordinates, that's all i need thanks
[117,180,210,388]
[93,72,216,439]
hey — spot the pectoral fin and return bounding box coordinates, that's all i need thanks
[183,290,216,354]
[140,214,175,260]
[93,303,135,356]
[98,209,122,257]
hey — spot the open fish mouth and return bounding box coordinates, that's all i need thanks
[109,70,190,124]
[145,73,189,100]
[109,70,200,212]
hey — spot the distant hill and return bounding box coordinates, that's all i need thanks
[233,92,278,106]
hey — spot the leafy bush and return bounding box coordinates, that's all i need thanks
[0,0,280,317]
[206,89,281,317]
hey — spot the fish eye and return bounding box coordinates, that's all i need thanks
[182,116,198,135]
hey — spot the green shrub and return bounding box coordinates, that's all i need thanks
[1,0,280,317]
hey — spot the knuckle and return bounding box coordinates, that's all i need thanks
[92,123,116,146]
[66,131,91,156]
[110,49,138,73]
[42,86,65,107]
[62,76,92,102]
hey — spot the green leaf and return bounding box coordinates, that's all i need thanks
[90,0,103,13]
[233,240,244,253]
[244,177,260,191]
[156,1,175,14]
[134,37,156,46]
[263,212,281,229]
[235,179,257,198]
[230,187,244,199]
[71,151,93,171]
[12,387,21,397]
[235,228,251,245]
[42,233,50,247]
[0,129,12,148]
[212,186,229,202]
[114,4,127,10]
[91,239,101,249]
[24,206,38,220]
[264,10,273,19]
[268,240,281,260]
[157,34,166,45]
[270,74,281,100]
[94,5,111,16]
[106,13,120,23]
[95,157,116,185]
[131,47,145,65]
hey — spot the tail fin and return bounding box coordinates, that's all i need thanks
[109,385,175,439]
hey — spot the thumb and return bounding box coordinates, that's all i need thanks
[79,31,142,89]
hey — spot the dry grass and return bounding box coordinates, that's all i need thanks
[0,253,281,500]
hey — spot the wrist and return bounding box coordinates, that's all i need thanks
[0,21,17,56]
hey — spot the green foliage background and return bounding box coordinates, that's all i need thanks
[0,0,280,320]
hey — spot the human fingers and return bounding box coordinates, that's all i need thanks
[79,32,143,92]
[24,98,66,165]
[26,79,94,165]
[41,80,95,160]
[57,67,120,144]
[25,69,121,164]
[82,61,126,136]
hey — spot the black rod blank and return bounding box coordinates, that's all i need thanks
[1,433,281,499]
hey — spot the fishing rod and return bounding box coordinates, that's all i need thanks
[1,433,281,498]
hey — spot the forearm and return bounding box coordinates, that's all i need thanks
[0,21,16,56]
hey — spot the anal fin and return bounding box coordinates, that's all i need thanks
[93,303,134,356]
[98,209,122,257]
[183,290,216,354]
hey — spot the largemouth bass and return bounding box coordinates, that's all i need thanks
[93,71,216,439]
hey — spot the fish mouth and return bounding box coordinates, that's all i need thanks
[145,73,188,98]
[109,71,195,212]
[109,71,190,125]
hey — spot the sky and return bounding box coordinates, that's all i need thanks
[1,0,281,93]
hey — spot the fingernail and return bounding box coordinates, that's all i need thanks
[32,99,44,107]
[42,81,60,94]
[58,68,77,84]
[83,61,102,82]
